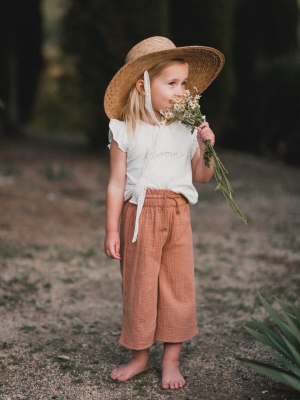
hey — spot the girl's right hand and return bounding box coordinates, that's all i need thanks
[104,231,121,260]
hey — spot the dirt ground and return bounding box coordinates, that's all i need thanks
[0,135,300,400]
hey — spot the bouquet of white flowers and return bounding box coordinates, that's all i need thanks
[161,89,247,225]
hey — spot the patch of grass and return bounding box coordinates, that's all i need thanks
[237,237,248,244]
[7,275,39,292]
[95,198,106,206]
[37,363,48,369]
[80,247,96,258]
[2,293,22,304]
[53,355,97,378]
[45,337,66,346]
[195,243,209,253]
[24,252,34,259]
[45,165,73,181]
[284,235,300,253]
[0,341,14,350]
[243,321,256,330]
[72,324,84,334]
[61,278,74,284]
[53,356,74,373]
[56,253,74,263]
[202,297,232,313]
[259,285,298,303]
[29,345,44,355]
[194,269,211,277]
[59,347,78,354]
[234,302,253,313]
[218,256,231,262]
[89,320,100,327]
[43,282,52,289]
[69,289,85,300]
[0,248,14,258]
[252,253,288,265]
[19,325,37,333]
[64,313,74,319]
[72,378,84,384]
[133,379,149,397]
[201,286,250,297]
[9,354,24,365]
[31,243,48,251]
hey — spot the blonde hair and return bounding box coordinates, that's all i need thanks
[120,59,188,147]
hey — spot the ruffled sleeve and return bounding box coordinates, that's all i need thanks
[190,128,199,159]
[107,119,128,153]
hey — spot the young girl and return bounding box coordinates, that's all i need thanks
[104,36,224,390]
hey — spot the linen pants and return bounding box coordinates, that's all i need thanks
[119,188,198,350]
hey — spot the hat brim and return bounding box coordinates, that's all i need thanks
[104,46,225,120]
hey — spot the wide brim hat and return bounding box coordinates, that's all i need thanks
[104,36,225,120]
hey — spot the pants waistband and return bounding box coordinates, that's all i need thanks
[143,189,188,207]
[126,189,188,232]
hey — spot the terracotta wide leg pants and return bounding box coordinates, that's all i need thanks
[119,188,198,350]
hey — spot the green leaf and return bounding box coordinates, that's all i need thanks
[292,306,300,329]
[236,357,300,391]
[243,325,278,349]
[283,312,300,345]
[280,335,300,366]
[258,293,298,348]
[251,318,296,363]
[259,344,300,378]
[275,297,294,316]
[274,298,300,345]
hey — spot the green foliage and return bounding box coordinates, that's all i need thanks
[61,0,170,148]
[170,0,238,134]
[0,1,43,133]
[45,164,73,181]
[223,0,300,165]
[236,293,300,391]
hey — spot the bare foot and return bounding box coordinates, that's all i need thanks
[161,361,185,390]
[110,359,149,381]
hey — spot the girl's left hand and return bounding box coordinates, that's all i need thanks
[197,122,215,149]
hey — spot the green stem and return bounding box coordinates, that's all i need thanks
[204,141,247,224]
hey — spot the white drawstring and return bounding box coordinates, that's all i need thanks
[144,70,161,126]
[129,70,165,243]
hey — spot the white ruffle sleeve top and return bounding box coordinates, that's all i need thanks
[107,119,199,240]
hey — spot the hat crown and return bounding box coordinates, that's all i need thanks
[125,36,176,64]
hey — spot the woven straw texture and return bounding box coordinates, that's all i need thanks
[104,36,225,120]
[119,188,198,350]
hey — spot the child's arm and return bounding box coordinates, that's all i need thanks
[104,139,127,260]
[191,122,215,183]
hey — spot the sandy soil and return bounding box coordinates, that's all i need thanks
[0,136,299,400]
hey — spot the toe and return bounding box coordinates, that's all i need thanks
[162,382,169,389]
[118,374,127,381]
[174,381,179,389]
[170,380,175,389]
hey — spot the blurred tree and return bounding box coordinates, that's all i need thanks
[171,0,300,166]
[0,0,43,135]
[170,0,238,137]
[223,0,300,165]
[61,0,170,148]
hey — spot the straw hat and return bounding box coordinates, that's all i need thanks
[104,36,225,120]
